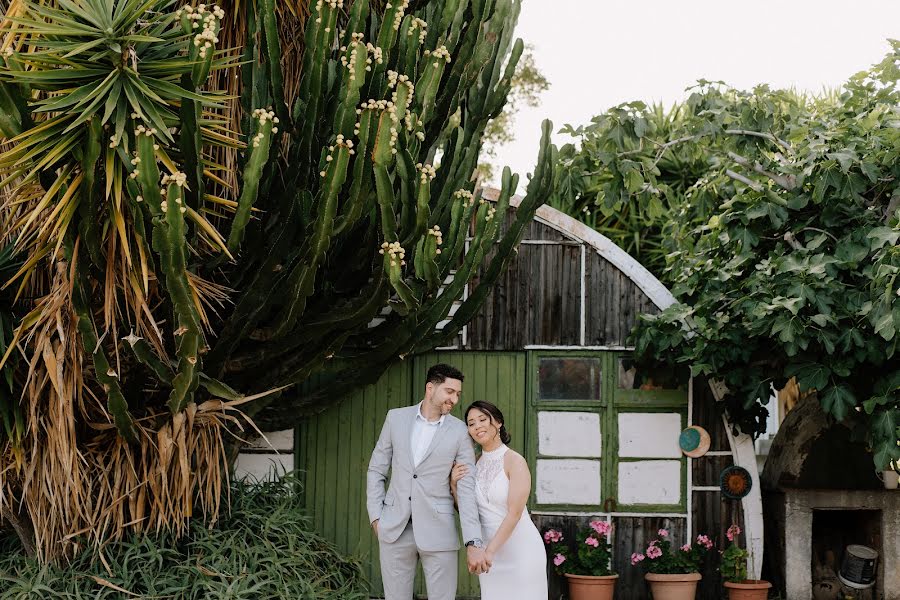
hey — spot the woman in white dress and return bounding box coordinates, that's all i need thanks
[450,401,548,599]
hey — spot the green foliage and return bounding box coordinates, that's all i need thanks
[555,45,900,469]
[0,475,367,599]
[552,99,716,279]
[720,525,748,583]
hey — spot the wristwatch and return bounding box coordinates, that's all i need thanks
[465,538,483,549]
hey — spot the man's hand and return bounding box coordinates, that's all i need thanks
[371,519,379,536]
[466,546,487,574]
[482,548,495,572]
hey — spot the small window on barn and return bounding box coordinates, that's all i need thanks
[617,357,684,391]
[538,357,602,401]
[528,351,688,514]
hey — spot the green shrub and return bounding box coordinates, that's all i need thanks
[0,474,366,599]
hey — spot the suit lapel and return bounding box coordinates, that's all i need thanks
[401,406,418,470]
[418,418,451,466]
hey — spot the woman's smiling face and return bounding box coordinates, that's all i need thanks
[466,407,498,444]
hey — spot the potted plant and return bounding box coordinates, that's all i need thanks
[543,520,618,600]
[632,529,712,600]
[721,524,772,599]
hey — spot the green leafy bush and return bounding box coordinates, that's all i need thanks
[0,474,366,599]
[553,45,900,467]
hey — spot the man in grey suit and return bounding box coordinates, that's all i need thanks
[367,363,486,600]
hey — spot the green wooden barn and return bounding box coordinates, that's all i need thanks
[236,192,763,599]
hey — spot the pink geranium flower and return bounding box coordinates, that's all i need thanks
[646,544,663,559]
[658,529,669,537]
[543,529,563,544]
[631,552,645,565]
[681,543,691,552]
[585,536,600,547]
[553,553,566,566]
[726,524,741,542]
[697,534,714,550]
[590,519,612,536]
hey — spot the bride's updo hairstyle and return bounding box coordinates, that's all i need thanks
[464,401,511,444]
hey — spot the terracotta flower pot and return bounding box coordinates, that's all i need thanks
[564,573,619,600]
[645,572,702,600]
[724,579,772,600]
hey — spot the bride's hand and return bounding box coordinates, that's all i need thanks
[450,462,468,494]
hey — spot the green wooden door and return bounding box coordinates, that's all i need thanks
[296,351,527,599]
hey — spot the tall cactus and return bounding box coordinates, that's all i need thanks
[0,0,554,557]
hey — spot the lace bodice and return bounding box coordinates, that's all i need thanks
[476,444,507,494]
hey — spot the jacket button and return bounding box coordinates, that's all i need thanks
[413,474,418,479]
[408,496,411,500]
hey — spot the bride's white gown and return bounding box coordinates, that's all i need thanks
[475,445,548,599]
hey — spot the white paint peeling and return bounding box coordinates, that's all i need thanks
[618,413,682,458]
[536,459,602,505]
[538,411,602,457]
[618,460,682,505]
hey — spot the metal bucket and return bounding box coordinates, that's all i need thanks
[837,544,878,589]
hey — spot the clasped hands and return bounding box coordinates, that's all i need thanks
[466,546,493,575]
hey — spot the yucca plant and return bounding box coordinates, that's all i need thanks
[0,0,554,560]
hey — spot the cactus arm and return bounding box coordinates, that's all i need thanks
[73,255,137,442]
[332,114,375,236]
[123,332,175,383]
[341,0,369,48]
[271,141,352,336]
[178,92,203,213]
[260,0,288,124]
[367,0,409,97]
[155,180,204,414]
[226,108,277,253]
[294,0,340,170]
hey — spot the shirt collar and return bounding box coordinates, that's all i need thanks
[416,402,446,426]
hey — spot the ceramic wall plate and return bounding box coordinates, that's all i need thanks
[679,425,710,458]
[720,465,753,499]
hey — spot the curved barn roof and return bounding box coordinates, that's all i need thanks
[508,195,676,311]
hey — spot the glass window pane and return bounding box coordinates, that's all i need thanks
[538,357,602,401]
[617,358,686,390]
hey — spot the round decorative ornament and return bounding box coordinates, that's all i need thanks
[720,465,753,499]
[679,426,711,458]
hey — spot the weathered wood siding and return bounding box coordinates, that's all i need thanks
[296,352,527,599]
[465,211,659,349]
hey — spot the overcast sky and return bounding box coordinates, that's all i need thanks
[490,0,900,184]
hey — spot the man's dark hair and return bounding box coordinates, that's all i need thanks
[426,363,464,385]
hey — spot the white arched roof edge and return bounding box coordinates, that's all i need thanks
[494,190,763,578]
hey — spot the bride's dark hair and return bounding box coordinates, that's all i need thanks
[464,401,511,444]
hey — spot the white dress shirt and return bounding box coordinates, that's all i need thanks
[410,402,445,467]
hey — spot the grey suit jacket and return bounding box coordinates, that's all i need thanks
[366,405,482,551]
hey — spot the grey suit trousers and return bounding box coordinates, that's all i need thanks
[379,519,457,600]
